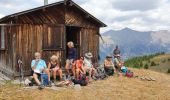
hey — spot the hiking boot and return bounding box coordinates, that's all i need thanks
[38,84,45,90]
[47,81,52,87]
[92,76,97,80]
[53,80,58,85]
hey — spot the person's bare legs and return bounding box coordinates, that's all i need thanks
[76,68,80,80]
[72,64,76,78]
[58,69,63,80]
[88,68,93,80]
[65,62,70,75]
[52,68,57,81]
[33,73,41,85]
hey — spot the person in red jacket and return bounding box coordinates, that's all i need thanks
[75,56,85,80]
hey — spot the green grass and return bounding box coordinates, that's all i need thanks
[125,52,170,74]
[125,52,165,68]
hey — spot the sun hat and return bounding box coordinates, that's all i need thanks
[85,52,93,58]
[106,55,112,58]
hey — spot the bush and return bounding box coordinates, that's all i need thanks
[150,61,157,66]
[168,58,170,61]
[140,62,143,67]
[144,63,149,69]
[161,59,166,63]
[167,68,170,73]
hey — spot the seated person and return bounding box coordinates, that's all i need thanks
[83,52,97,80]
[65,41,77,79]
[75,56,85,80]
[104,55,116,76]
[48,55,63,82]
[31,52,51,89]
[114,54,122,72]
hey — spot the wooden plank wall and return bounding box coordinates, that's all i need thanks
[65,5,100,64]
[80,28,99,64]
[3,5,65,25]
[14,24,65,76]
[65,6,98,28]
[0,26,16,77]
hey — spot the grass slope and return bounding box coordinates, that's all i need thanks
[0,68,170,100]
[125,53,170,74]
[149,54,170,74]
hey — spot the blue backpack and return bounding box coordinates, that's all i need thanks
[121,66,128,73]
[41,73,49,86]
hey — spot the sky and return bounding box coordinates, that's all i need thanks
[0,0,170,33]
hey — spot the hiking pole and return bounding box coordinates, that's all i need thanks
[18,59,24,86]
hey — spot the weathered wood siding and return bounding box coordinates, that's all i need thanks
[80,28,99,63]
[65,5,99,28]
[65,5,100,63]
[13,24,65,76]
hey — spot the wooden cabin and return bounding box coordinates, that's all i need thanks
[0,0,106,78]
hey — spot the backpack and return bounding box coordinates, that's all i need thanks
[125,70,134,78]
[95,65,108,80]
[41,73,49,86]
[73,74,88,86]
[121,66,128,73]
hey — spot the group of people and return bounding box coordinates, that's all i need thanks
[31,41,127,89]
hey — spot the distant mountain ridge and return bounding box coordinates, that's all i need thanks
[100,28,170,61]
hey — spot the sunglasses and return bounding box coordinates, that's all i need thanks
[80,57,84,60]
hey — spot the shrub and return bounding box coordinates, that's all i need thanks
[168,58,170,61]
[150,61,157,66]
[144,63,149,69]
[161,59,166,63]
[140,62,143,67]
[167,68,170,73]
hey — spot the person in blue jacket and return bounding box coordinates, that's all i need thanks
[65,41,77,79]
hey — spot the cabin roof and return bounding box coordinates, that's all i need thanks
[0,0,107,27]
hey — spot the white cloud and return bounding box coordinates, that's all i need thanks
[0,14,5,18]
[0,0,170,33]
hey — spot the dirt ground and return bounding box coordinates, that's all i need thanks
[0,68,170,100]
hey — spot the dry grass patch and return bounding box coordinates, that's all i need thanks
[0,68,170,100]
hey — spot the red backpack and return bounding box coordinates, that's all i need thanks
[125,70,134,78]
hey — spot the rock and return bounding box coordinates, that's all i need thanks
[74,84,81,90]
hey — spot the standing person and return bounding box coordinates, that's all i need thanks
[104,55,116,76]
[31,52,51,89]
[113,45,121,58]
[48,55,63,83]
[65,41,77,79]
[113,45,121,71]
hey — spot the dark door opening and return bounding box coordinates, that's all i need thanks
[66,26,81,59]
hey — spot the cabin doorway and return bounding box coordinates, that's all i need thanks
[66,26,81,59]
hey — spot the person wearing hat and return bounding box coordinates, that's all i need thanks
[48,55,63,82]
[104,55,116,76]
[84,52,97,81]
[114,54,122,72]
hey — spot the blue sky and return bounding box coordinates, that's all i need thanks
[0,0,170,32]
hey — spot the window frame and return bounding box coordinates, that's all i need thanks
[42,24,65,51]
[0,26,6,50]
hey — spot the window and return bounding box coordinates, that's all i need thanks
[43,25,64,50]
[0,26,5,49]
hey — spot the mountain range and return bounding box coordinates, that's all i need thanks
[100,28,170,61]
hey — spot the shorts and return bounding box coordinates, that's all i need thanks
[33,72,41,76]
[104,67,114,76]
[66,59,74,69]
